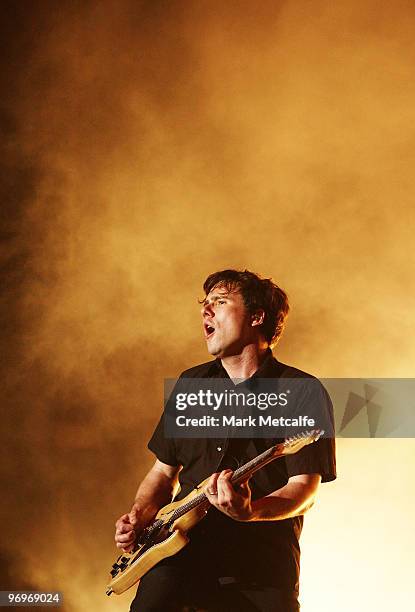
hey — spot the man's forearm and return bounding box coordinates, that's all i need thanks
[133,464,179,523]
[250,491,313,521]
[248,475,321,522]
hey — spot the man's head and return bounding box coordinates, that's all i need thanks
[200,269,289,358]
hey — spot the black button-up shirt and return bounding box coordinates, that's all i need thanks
[148,350,336,591]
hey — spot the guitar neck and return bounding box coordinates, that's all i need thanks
[167,430,323,523]
[230,442,284,485]
[169,442,285,522]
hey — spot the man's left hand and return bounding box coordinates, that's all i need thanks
[205,470,253,521]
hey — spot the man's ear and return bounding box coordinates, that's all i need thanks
[251,310,265,327]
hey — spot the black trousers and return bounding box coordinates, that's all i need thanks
[129,544,300,612]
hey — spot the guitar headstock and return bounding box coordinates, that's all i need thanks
[281,429,324,455]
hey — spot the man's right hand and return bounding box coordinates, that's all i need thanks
[114,460,179,553]
[114,505,146,552]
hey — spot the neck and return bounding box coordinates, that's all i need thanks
[220,343,270,380]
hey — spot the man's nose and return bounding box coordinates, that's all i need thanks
[201,302,214,317]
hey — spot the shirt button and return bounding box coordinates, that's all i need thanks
[216,446,222,452]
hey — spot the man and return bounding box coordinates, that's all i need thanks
[115,269,336,611]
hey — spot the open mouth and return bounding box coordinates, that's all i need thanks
[204,323,215,338]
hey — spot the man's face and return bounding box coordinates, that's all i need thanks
[201,285,255,358]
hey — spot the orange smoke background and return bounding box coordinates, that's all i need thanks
[1,1,414,610]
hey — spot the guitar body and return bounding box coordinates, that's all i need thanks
[107,528,189,595]
[106,477,211,595]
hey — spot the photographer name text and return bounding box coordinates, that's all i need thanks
[175,415,315,427]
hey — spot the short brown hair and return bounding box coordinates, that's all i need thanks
[203,269,289,345]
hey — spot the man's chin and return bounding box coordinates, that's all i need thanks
[207,347,221,357]
[206,341,222,357]
[207,344,239,359]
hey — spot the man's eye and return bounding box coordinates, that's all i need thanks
[217,300,226,304]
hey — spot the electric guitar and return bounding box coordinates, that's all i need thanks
[106,429,323,596]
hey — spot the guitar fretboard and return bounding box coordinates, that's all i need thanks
[168,442,282,523]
